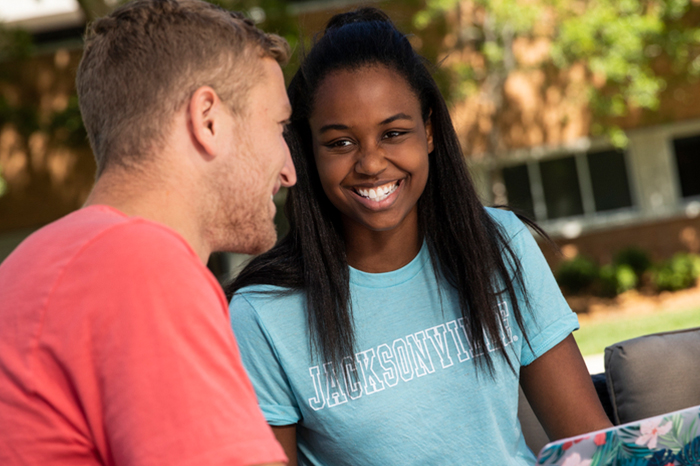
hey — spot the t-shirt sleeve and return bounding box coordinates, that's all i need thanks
[43,222,286,466]
[498,211,580,366]
[229,293,302,426]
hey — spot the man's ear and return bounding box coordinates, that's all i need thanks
[188,86,226,159]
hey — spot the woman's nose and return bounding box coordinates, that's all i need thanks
[355,143,387,176]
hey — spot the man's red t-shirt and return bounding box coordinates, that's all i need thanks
[0,205,286,466]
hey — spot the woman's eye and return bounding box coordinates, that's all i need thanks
[325,139,352,149]
[384,130,407,139]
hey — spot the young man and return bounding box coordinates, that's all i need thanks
[0,1,295,464]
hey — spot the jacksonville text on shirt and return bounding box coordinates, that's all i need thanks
[307,301,515,411]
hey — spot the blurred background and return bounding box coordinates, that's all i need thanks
[1,0,700,360]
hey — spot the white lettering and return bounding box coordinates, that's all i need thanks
[392,338,415,382]
[356,348,386,395]
[446,319,471,362]
[308,366,325,411]
[406,331,435,377]
[342,356,363,400]
[425,324,454,369]
[498,301,514,346]
[377,343,399,387]
[305,302,514,409]
[323,362,348,408]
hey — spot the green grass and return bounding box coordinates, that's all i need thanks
[574,306,700,356]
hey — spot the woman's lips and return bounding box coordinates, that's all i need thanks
[353,180,399,201]
[347,179,403,210]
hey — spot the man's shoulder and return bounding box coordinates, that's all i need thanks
[67,211,207,291]
[82,212,197,265]
[3,206,124,264]
[6,205,195,271]
[0,206,209,304]
[40,207,223,323]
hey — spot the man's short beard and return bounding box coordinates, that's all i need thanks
[205,176,278,255]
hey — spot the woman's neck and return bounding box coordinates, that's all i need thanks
[343,208,422,273]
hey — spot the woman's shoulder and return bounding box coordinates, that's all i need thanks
[229,285,307,337]
[230,284,305,317]
[484,206,527,238]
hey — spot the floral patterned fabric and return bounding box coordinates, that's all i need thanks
[537,405,700,466]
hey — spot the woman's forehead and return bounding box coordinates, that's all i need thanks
[310,66,421,122]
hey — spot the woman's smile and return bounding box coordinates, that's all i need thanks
[346,179,403,209]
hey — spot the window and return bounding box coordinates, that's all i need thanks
[540,157,584,219]
[502,164,534,218]
[501,149,634,221]
[587,150,633,212]
[673,134,700,199]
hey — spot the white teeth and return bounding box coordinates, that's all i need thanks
[355,182,398,202]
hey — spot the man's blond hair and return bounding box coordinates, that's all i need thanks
[76,0,289,175]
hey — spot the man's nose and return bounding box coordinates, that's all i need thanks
[280,145,297,187]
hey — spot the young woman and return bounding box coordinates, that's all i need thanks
[227,8,611,465]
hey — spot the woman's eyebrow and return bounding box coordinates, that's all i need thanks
[380,113,413,125]
[319,113,414,134]
[319,123,349,134]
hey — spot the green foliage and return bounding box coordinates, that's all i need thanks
[49,97,88,149]
[0,96,40,140]
[553,0,678,128]
[0,22,39,200]
[557,249,700,297]
[205,0,302,81]
[558,254,638,297]
[598,263,638,297]
[0,0,301,200]
[414,0,700,149]
[652,253,700,292]
[0,27,33,62]
[557,255,598,295]
[0,93,89,200]
[614,247,653,278]
[0,166,6,198]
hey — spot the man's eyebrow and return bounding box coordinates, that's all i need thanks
[318,113,414,134]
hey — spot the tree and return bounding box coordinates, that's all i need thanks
[413,0,700,160]
[0,0,300,202]
[75,0,112,22]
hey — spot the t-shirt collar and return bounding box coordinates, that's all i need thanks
[349,241,430,288]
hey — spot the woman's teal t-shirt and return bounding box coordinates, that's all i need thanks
[229,208,579,465]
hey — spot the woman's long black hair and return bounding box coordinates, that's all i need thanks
[227,8,543,375]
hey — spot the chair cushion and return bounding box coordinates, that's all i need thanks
[604,326,700,425]
[591,372,614,422]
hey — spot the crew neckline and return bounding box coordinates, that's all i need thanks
[84,204,128,218]
[349,242,430,288]
[80,204,202,263]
